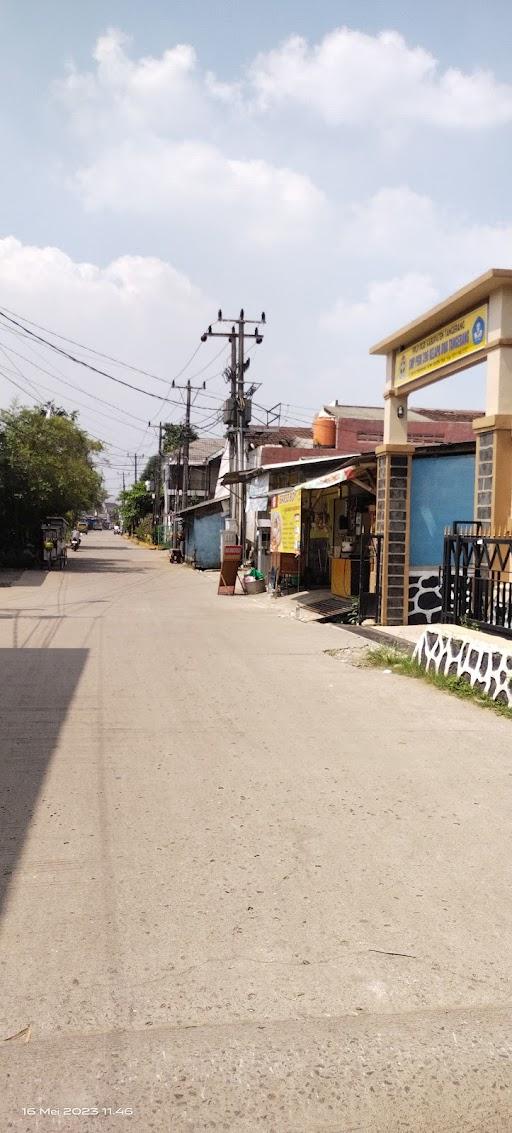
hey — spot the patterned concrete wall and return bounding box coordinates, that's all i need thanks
[413,628,512,706]
[408,571,442,624]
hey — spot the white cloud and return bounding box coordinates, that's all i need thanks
[323,272,439,339]
[339,186,512,283]
[249,28,512,128]
[0,236,205,322]
[74,138,325,245]
[6,23,512,455]
[58,25,512,139]
[57,28,206,136]
[0,238,216,488]
[58,30,325,245]
[322,188,512,391]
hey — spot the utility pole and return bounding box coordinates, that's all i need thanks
[168,379,207,511]
[229,329,238,534]
[201,309,265,551]
[182,380,192,510]
[153,423,163,539]
[127,452,140,485]
[237,314,247,551]
[122,471,126,492]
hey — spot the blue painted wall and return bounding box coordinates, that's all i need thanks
[185,511,223,569]
[410,453,475,567]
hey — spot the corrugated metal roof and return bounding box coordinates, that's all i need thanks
[222,452,358,484]
[167,438,223,465]
[323,404,431,422]
[296,466,356,491]
[323,403,482,422]
[248,425,312,438]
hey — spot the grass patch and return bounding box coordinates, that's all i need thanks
[363,645,512,720]
[125,534,158,549]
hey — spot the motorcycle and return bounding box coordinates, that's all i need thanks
[70,536,81,552]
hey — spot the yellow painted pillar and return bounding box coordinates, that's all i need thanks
[474,288,512,530]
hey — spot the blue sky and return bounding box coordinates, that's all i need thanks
[1,1,512,491]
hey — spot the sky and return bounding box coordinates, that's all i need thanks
[1,0,512,495]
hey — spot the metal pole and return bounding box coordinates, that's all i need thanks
[153,423,162,539]
[198,308,266,553]
[182,381,192,510]
[229,328,237,533]
[237,311,246,553]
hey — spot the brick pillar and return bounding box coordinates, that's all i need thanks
[473,415,512,529]
[375,444,414,625]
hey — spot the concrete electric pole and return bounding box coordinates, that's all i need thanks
[169,379,207,511]
[182,380,192,510]
[200,309,265,549]
[127,452,140,485]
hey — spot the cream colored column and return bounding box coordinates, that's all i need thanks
[486,287,512,415]
[473,286,512,529]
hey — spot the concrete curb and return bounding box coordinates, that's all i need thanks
[334,622,416,654]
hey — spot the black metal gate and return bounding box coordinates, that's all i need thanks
[441,523,512,637]
[358,532,383,623]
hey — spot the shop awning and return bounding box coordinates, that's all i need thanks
[297,466,356,491]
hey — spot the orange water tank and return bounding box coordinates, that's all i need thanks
[313,414,336,447]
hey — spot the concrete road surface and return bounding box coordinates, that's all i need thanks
[1,532,512,1131]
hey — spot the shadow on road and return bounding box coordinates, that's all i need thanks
[67,558,150,573]
[0,570,49,588]
[0,647,88,917]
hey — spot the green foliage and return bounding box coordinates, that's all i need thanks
[39,400,78,421]
[119,479,153,534]
[337,598,360,624]
[134,515,154,544]
[141,453,160,484]
[363,646,512,719]
[162,422,198,453]
[0,404,104,565]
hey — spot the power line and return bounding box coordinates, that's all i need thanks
[0,367,138,457]
[0,334,151,424]
[0,352,152,436]
[0,310,214,407]
[0,303,205,387]
[0,366,44,403]
[148,333,226,426]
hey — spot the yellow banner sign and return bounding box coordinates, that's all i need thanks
[270,489,301,554]
[395,303,488,388]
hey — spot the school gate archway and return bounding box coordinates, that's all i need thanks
[370,269,512,625]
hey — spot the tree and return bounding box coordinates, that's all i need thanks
[39,400,78,421]
[162,423,198,453]
[118,480,153,535]
[0,404,104,564]
[141,453,160,485]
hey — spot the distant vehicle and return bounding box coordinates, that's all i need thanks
[77,521,88,535]
[113,524,121,535]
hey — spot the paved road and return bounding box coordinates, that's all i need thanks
[1,532,512,1131]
